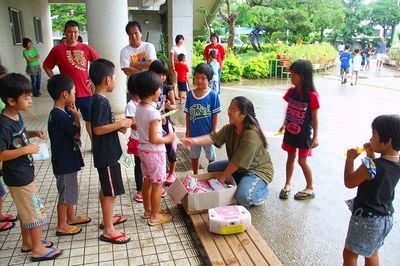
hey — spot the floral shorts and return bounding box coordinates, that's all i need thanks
[140,150,166,184]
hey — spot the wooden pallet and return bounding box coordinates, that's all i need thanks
[189,213,282,266]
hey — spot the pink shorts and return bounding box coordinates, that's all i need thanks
[139,150,166,184]
[282,143,312,157]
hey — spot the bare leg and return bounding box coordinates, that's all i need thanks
[30,226,62,258]
[150,183,162,219]
[284,152,296,190]
[142,178,152,217]
[57,203,77,232]
[168,161,176,175]
[365,251,379,266]
[192,159,199,174]
[298,156,314,192]
[343,248,358,266]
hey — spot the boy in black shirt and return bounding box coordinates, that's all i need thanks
[89,59,132,244]
[0,73,62,261]
[47,74,91,237]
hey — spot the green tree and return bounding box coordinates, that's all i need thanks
[369,0,400,45]
[50,4,87,32]
[218,0,239,50]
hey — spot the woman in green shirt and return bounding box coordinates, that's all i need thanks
[22,38,42,97]
[181,96,274,208]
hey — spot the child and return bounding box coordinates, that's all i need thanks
[134,70,175,226]
[149,60,178,186]
[89,59,132,244]
[47,74,91,236]
[0,65,18,233]
[343,114,400,266]
[278,60,320,200]
[208,50,220,94]
[174,53,189,104]
[125,74,145,202]
[0,73,62,261]
[184,63,221,174]
[340,44,351,84]
[22,38,42,97]
[350,48,362,86]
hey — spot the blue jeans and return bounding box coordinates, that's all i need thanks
[208,160,269,208]
[30,74,41,95]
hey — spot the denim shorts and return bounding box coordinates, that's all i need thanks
[190,144,215,161]
[75,96,92,121]
[345,214,393,257]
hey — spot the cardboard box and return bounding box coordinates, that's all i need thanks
[167,172,237,214]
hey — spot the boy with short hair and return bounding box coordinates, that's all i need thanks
[89,58,132,244]
[47,74,91,237]
[184,63,221,174]
[208,50,220,94]
[0,73,62,262]
[340,44,351,84]
[174,53,189,104]
[350,49,362,86]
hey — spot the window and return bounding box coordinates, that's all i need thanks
[33,17,43,43]
[9,8,23,45]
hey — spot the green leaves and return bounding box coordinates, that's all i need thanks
[50,4,87,32]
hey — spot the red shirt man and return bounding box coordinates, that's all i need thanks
[203,34,226,70]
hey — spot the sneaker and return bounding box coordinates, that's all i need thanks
[134,192,143,202]
[253,200,265,206]
[161,188,167,198]
[165,174,176,186]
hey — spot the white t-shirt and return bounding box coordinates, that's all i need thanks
[125,99,139,140]
[120,42,157,69]
[352,54,362,72]
[170,45,186,60]
[136,102,166,152]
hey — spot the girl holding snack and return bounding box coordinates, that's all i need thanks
[181,96,274,208]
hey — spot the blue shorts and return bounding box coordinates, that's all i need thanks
[190,144,215,161]
[178,81,189,92]
[75,96,92,121]
[345,214,393,257]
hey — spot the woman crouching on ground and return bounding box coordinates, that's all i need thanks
[181,96,274,208]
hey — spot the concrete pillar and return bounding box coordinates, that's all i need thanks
[168,0,193,72]
[86,0,128,114]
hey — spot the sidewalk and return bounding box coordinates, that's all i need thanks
[0,92,204,265]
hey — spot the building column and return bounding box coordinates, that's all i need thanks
[168,0,193,72]
[86,0,128,114]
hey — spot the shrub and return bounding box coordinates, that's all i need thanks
[193,41,205,57]
[389,48,400,61]
[221,53,242,82]
[242,53,274,79]
[192,54,204,74]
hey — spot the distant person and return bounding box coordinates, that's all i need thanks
[89,59,132,244]
[169,34,186,100]
[22,38,42,97]
[376,36,386,71]
[120,21,157,101]
[181,96,274,208]
[208,50,220,94]
[47,75,91,237]
[0,73,62,261]
[134,71,176,226]
[203,33,226,94]
[174,53,189,103]
[340,44,351,84]
[184,63,221,174]
[343,115,400,266]
[364,43,373,70]
[43,20,100,143]
[278,60,320,201]
[351,48,362,86]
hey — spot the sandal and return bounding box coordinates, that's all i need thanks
[0,214,18,223]
[0,221,15,232]
[56,225,82,236]
[99,232,131,244]
[21,240,54,253]
[294,191,315,200]
[134,192,143,203]
[68,216,91,226]
[99,215,127,229]
[148,212,172,226]
[279,188,291,200]
[141,209,168,219]
[31,247,63,262]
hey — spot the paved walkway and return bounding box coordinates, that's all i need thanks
[0,91,204,265]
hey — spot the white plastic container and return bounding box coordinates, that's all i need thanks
[208,205,251,235]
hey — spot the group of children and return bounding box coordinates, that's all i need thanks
[340,44,362,86]
[0,50,399,265]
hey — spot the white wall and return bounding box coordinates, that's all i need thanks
[0,0,52,74]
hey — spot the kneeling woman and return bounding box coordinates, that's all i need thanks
[181,96,274,208]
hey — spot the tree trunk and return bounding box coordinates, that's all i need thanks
[320,28,325,43]
[390,24,396,45]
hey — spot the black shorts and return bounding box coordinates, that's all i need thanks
[178,81,189,92]
[97,163,125,197]
[162,120,177,162]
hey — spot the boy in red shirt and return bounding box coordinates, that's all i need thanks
[174,53,189,104]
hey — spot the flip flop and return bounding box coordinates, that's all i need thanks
[141,209,168,219]
[294,191,315,200]
[99,232,131,244]
[68,216,92,226]
[99,215,127,229]
[0,221,15,232]
[21,240,54,253]
[0,214,17,223]
[31,247,63,262]
[148,212,172,226]
[56,225,82,236]
[279,188,291,200]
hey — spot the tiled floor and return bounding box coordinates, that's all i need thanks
[0,92,204,265]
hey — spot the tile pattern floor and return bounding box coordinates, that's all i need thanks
[0,94,204,265]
